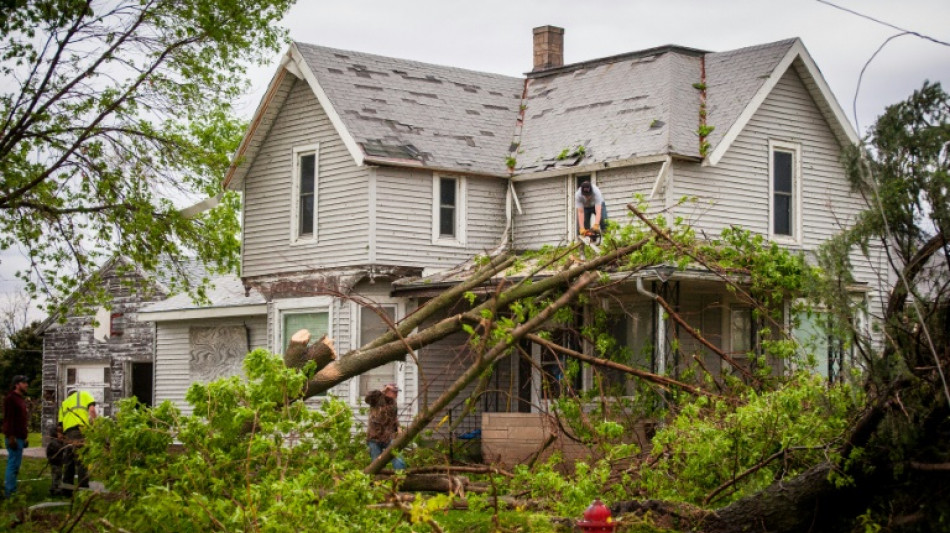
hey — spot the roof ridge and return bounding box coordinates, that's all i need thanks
[527,44,709,79]
[710,37,800,57]
[294,41,522,82]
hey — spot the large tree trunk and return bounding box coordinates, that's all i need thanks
[283,331,336,370]
[364,271,600,474]
[299,240,648,398]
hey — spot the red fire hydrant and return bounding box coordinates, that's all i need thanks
[576,499,617,532]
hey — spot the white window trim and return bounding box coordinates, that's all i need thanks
[431,174,466,246]
[290,144,320,245]
[272,296,333,357]
[348,297,408,407]
[768,140,802,244]
[568,172,597,241]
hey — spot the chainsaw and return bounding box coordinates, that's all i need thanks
[580,228,602,246]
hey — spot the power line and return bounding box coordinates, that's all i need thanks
[817,0,950,47]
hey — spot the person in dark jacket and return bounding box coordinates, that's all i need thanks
[365,383,406,470]
[2,375,30,497]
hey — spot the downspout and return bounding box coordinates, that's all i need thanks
[493,76,529,254]
[637,274,667,376]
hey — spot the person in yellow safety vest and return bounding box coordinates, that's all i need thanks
[58,390,97,495]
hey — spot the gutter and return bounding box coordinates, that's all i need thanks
[138,304,267,322]
[362,156,509,179]
[512,154,698,182]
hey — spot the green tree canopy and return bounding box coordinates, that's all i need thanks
[0,0,295,314]
[0,320,42,397]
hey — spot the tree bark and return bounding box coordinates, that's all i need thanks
[283,330,336,371]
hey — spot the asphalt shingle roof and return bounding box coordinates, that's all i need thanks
[516,46,705,172]
[282,38,810,177]
[296,43,524,176]
[704,39,798,150]
[139,274,265,314]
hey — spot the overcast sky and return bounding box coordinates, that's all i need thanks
[3,0,948,322]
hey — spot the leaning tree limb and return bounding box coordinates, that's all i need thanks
[362,253,516,352]
[525,333,718,398]
[650,291,759,385]
[300,240,648,397]
[365,271,600,474]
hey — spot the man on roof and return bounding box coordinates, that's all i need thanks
[575,181,608,236]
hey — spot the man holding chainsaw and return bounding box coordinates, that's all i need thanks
[575,181,608,237]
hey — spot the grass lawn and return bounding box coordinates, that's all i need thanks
[0,456,82,532]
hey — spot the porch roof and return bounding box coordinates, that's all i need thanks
[390,263,745,297]
[138,274,266,321]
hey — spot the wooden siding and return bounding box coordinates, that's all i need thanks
[153,316,267,415]
[671,66,888,297]
[512,176,570,248]
[41,263,165,437]
[512,165,660,249]
[374,167,507,268]
[415,299,483,437]
[241,78,370,277]
[596,164,663,223]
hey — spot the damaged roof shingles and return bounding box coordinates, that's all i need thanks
[517,50,685,170]
[296,43,522,174]
[295,39,799,176]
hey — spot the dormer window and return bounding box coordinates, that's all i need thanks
[769,141,801,242]
[291,144,319,243]
[432,175,466,245]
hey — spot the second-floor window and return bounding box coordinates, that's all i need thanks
[432,175,465,245]
[292,144,319,243]
[769,141,800,241]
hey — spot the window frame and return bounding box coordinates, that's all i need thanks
[431,174,466,246]
[290,144,320,245]
[349,297,407,406]
[768,140,802,243]
[273,297,333,397]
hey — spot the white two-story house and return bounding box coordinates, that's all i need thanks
[140,26,887,465]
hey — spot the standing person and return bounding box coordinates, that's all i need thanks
[2,375,30,498]
[58,390,97,495]
[365,383,406,470]
[575,181,608,235]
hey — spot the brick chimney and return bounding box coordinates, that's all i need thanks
[533,26,564,71]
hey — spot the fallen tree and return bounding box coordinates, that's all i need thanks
[71,83,948,533]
